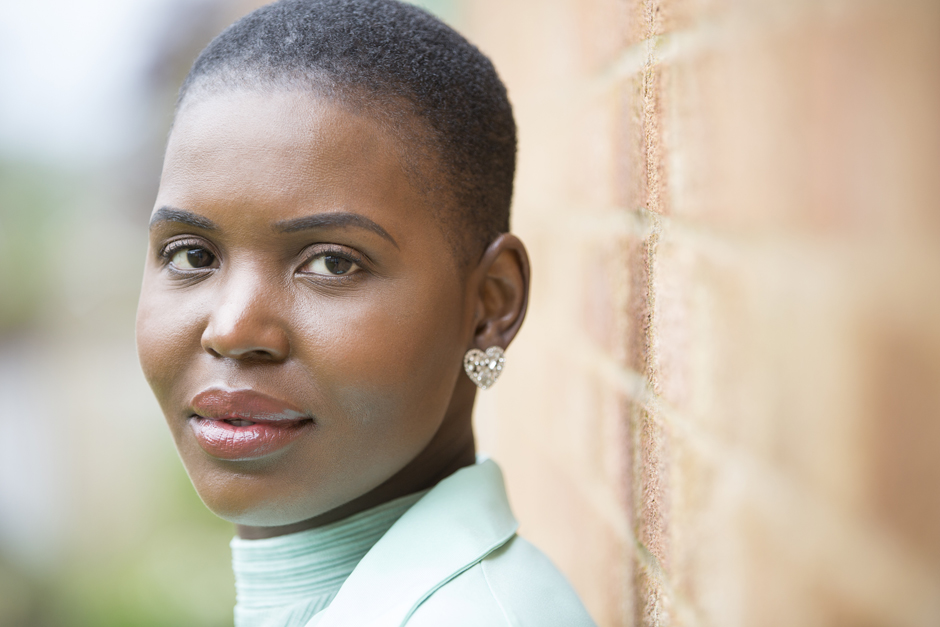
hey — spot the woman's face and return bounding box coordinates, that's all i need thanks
[136,90,474,527]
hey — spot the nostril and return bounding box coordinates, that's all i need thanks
[204,344,285,361]
[245,349,277,361]
[200,317,290,361]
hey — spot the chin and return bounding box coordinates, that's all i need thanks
[198,488,336,528]
[184,463,335,527]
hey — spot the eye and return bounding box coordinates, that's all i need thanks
[170,246,216,270]
[301,253,361,276]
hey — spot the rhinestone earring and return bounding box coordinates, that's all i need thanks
[463,346,505,390]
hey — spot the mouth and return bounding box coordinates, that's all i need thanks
[188,388,314,461]
[223,418,260,427]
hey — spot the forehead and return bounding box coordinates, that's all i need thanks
[158,89,430,234]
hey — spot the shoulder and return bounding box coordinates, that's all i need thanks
[405,534,597,627]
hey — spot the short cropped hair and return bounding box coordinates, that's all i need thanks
[177,0,516,264]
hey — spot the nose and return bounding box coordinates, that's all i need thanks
[201,281,290,362]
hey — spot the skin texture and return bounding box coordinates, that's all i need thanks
[136,90,529,539]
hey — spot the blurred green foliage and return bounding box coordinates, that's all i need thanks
[0,159,77,332]
[0,455,235,627]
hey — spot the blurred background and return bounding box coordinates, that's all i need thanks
[1,0,938,626]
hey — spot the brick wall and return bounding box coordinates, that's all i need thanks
[461,0,940,625]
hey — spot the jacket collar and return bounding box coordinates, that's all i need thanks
[311,458,518,627]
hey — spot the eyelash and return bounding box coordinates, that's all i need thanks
[298,244,366,277]
[158,239,366,278]
[160,238,215,268]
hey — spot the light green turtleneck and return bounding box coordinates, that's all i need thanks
[230,491,427,627]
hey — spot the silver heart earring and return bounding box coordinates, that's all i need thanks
[463,346,505,390]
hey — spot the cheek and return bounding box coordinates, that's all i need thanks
[135,276,203,398]
[292,279,466,426]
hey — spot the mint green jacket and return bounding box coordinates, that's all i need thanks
[306,459,597,627]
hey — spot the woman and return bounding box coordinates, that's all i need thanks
[136,0,596,624]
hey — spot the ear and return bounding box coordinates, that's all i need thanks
[468,233,531,350]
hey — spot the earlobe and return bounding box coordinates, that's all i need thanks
[469,233,530,351]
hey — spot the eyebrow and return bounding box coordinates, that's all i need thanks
[274,213,399,249]
[149,207,399,249]
[149,207,218,231]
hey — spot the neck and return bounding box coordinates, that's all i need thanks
[236,381,477,540]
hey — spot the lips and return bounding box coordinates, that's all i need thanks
[188,388,313,460]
